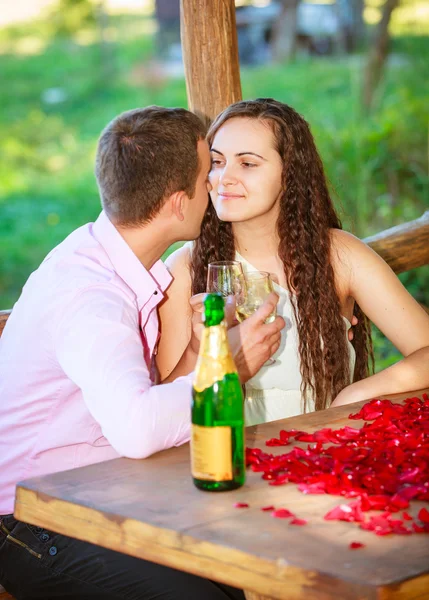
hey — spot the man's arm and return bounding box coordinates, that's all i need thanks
[54,285,191,459]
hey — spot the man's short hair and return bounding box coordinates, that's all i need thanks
[95,106,207,225]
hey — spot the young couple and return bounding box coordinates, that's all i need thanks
[1,99,428,600]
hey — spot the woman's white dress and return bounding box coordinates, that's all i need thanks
[236,253,356,426]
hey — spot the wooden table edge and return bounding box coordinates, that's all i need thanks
[14,485,429,600]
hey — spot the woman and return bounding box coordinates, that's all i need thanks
[157,98,429,425]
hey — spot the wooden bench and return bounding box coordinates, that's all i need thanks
[0,310,11,338]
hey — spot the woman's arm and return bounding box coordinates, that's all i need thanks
[157,243,195,381]
[330,230,429,406]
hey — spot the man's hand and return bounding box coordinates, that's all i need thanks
[348,315,358,342]
[227,292,285,383]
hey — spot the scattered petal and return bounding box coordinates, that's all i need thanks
[246,393,429,540]
[350,542,365,549]
[271,508,294,519]
[234,502,249,509]
[418,508,429,523]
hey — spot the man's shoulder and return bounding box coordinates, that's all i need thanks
[44,223,116,285]
[23,223,131,311]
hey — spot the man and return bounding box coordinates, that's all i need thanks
[0,106,283,599]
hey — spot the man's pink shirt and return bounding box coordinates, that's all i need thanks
[0,211,192,515]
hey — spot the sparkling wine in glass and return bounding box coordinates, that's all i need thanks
[206,261,244,298]
[236,271,277,365]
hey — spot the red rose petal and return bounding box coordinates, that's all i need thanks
[418,508,429,523]
[271,508,294,519]
[234,502,249,508]
[290,518,307,526]
[350,542,364,549]
[325,504,361,522]
[247,394,429,540]
[261,505,275,512]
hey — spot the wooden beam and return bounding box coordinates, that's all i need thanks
[0,309,11,337]
[180,0,242,125]
[364,211,429,274]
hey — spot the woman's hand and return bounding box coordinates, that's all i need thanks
[227,292,285,383]
[189,292,285,383]
[188,293,205,355]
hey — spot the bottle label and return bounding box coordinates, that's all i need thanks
[191,424,233,481]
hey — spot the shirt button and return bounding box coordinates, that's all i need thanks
[40,533,50,542]
[49,546,58,556]
[154,290,158,295]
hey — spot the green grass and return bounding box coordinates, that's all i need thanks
[0,12,428,371]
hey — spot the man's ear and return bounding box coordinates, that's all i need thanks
[170,190,187,222]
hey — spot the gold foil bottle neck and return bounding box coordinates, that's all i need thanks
[193,323,237,393]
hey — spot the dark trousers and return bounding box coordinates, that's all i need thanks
[0,515,245,600]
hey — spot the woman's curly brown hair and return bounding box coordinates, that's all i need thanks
[190,98,373,411]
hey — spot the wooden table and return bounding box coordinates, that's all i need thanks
[14,389,429,600]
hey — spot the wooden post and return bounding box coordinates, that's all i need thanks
[180,0,242,125]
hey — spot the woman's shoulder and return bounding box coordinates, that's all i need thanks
[330,228,369,296]
[330,227,389,297]
[165,241,193,273]
[330,228,384,267]
[330,228,360,253]
[163,242,194,300]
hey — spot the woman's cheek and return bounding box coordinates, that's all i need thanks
[208,172,218,188]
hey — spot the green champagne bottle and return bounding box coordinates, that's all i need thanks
[191,293,245,491]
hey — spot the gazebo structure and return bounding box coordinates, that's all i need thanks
[0,7,428,600]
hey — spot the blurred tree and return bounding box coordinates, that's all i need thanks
[362,0,399,109]
[351,0,365,46]
[336,0,366,52]
[51,0,96,37]
[155,0,181,60]
[94,0,115,79]
[271,0,299,62]
[49,0,114,80]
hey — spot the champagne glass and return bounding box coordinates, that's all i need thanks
[236,271,277,365]
[206,261,244,298]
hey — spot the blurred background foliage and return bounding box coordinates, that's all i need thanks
[0,0,428,371]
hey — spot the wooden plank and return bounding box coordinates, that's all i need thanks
[14,388,429,600]
[180,0,242,125]
[364,211,429,274]
[0,309,11,337]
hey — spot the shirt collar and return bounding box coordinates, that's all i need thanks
[92,211,172,304]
